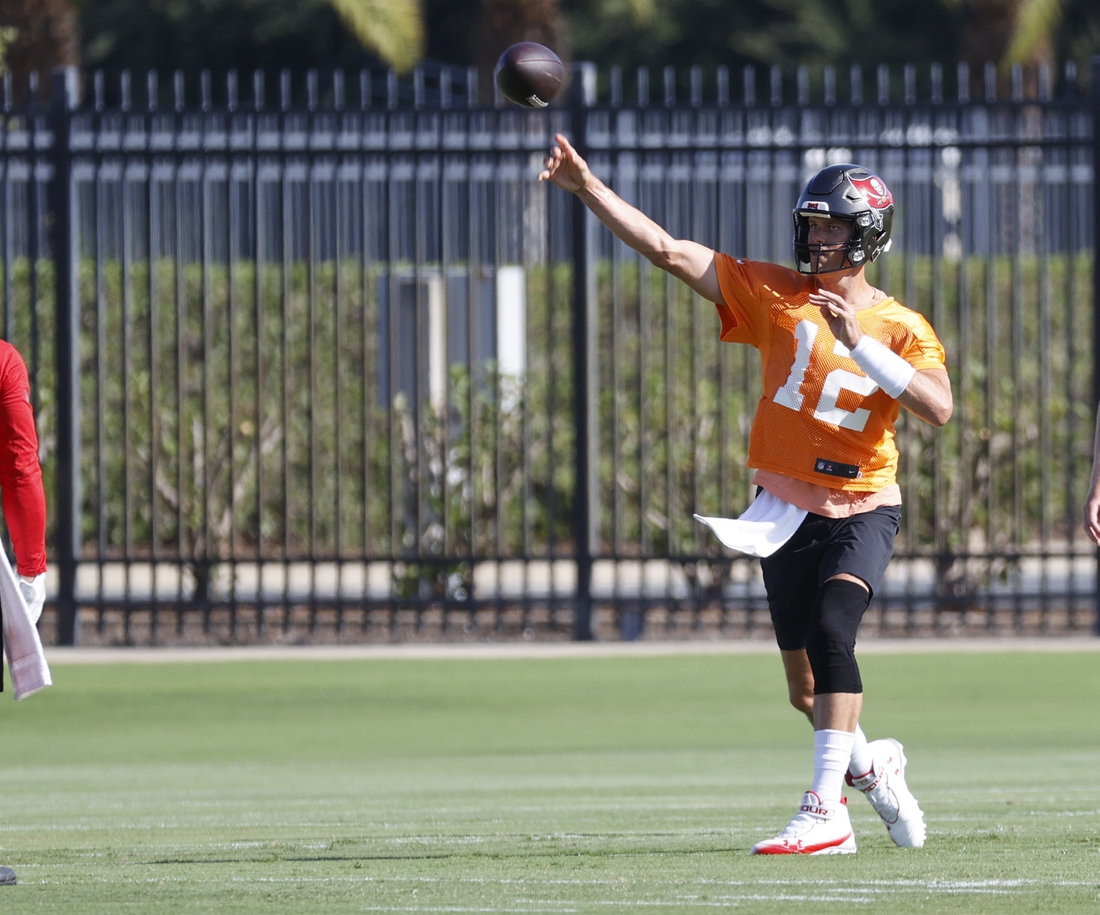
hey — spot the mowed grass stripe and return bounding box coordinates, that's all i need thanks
[0,652,1097,913]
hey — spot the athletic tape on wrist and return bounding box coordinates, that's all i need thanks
[849,335,915,399]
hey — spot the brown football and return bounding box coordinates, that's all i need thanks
[495,42,564,108]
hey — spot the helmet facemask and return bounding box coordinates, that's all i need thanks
[793,214,861,275]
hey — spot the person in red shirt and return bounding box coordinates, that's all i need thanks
[540,134,952,855]
[0,340,47,625]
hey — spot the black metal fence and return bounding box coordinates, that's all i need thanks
[2,59,1097,645]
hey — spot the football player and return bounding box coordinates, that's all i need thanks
[540,134,952,854]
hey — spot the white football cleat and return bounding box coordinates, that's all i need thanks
[750,791,857,855]
[846,738,926,848]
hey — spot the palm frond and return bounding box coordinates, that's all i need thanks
[625,0,657,25]
[0,26,18,72]
[1003,0,1064,64]
[327,0,424,73]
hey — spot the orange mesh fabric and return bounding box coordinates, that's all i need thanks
[714,255,946,492]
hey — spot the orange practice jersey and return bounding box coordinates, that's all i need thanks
[713,254,946,492]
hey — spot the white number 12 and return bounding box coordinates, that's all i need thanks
[773,319,879,432]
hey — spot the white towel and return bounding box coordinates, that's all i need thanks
[694,490,808,558]
[0,547,52,700]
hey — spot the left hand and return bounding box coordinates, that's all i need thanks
[1085,485,1100,545]
[18,573,45,625]
[809,289,863,351]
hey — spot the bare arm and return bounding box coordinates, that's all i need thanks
[1084,404,1100,545]
[538,133,725,305]
[895,368,953,427]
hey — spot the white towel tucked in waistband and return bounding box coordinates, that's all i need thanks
[693,490,808,558]
[0,546,52,700]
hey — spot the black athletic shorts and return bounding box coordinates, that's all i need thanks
[759,504,900,652]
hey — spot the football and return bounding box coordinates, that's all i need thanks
[495,42,564,108]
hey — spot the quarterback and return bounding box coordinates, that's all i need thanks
[539,135,952,855]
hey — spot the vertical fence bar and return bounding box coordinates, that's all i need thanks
[147,71,161,639]
[306,71,319,630]
[253,70,266,632]
[280,70,293,630]
[173,71,186,627]
[121,73,135,629]
[49,68,81,645]
[1092,57,1100,635]
[2,73,11,344]
[200,72,213,631]
[226,71,239,635]
[570,63,597,640]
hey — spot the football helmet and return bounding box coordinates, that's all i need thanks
[793,164,894,274]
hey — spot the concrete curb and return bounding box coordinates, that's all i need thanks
[43,636,1100,664]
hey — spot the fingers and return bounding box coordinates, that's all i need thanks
[538,145,562,182]
[1085,501,1100,544]
[808,291,843,317]
[539,134,588,191]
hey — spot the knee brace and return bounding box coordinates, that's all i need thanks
[805,579,870,694]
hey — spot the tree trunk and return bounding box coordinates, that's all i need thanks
[0,0,80,101]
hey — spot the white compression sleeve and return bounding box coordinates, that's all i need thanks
[849,335,915,399]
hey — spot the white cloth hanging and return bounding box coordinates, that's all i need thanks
[693,490,808,558]
[0,546,52,700]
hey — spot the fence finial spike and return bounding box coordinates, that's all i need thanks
[307,70,319,111]
[280,69,292,111]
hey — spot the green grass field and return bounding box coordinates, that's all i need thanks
[1,647,1099,913]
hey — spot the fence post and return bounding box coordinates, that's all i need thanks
[570,63,598,640]
[48,68,81,645]
[1093,57,1100,637]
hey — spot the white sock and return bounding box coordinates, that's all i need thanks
[849,724,874,777]
[811,729,855,805]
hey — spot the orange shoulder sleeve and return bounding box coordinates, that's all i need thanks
[713,254,764,346]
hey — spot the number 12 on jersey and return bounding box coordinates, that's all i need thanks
[772,319,879,432]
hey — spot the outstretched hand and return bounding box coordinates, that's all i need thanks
[538,133,591,194]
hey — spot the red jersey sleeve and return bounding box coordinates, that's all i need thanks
[0,342,47,576]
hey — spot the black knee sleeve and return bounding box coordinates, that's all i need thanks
[805,579,870,694]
